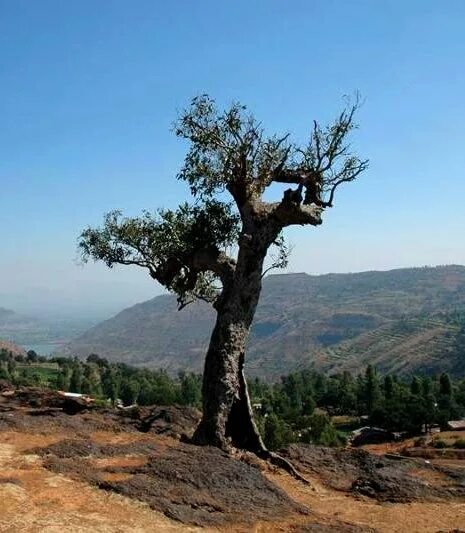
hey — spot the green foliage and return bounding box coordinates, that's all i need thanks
[175,94,367,201]
[439,373,453,396]
[453,438,465,449]
[175,95,289,199]
[179,372,202,407]
[296,414,345,446]
[0,365,10,380]
[27,350,38,363]
[319,424,346,447]
[79,201,239,308]
[384,375,394,400]
[69,363,83,393]
[3,345,465,447]
[364,365,381,414]
[263,413,294,451]
[252,364,465,443]
[78,93,367,316]
[410,376,422,396]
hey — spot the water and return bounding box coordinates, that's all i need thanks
[25,343,65,356]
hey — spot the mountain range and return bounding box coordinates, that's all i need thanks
[67,265,465,379]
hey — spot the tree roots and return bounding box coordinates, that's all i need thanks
[258,449,312,486]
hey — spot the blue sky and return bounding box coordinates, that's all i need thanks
[1,0,464,318]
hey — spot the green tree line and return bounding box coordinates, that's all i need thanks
[1,349,465,450]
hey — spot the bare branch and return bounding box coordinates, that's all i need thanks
[269,95,368,209]
[261,234,292,278]
[324,158,369,207]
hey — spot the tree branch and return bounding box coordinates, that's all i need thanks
[268,96,368,209]
[266,200,323,228]
[324,159,369,207]
[191,247,236,285]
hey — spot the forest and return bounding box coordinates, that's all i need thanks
[1,348,464,451]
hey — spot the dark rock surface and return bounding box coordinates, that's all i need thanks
[284,444,465,502]
[36,437,307,527]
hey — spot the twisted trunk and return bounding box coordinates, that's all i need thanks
[192,234,269,452]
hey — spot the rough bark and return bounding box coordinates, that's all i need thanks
[191,235,268,452]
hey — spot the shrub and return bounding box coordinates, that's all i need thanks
[453,438,465,449]
[263,413,294,451]
[432,439,447,449]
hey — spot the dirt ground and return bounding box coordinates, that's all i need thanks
[0,432,201,533]
[1,389,465,532]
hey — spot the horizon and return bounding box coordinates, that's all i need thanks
[1,1,465,318]
[2,262,464,321]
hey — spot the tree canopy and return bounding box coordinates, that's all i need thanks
[79,95,368,308]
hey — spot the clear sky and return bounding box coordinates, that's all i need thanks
[1,0,464,319]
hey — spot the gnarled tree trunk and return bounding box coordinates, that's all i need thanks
[192,235,269,452]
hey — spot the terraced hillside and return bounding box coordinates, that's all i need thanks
[310,317,465,377]
[68,265,465,378]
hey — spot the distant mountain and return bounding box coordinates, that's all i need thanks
[0,307,42,333]
[67,266,465,378]
[0,307,18,322]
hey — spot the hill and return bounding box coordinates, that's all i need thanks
[68,265,465,378]
[0,338,26,357]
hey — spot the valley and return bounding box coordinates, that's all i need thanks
[66,266,465,379]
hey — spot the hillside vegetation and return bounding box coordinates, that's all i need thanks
[3,347,465,451]
[67,265,465,378]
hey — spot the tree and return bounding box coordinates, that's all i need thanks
[384,375,394,400]
[437,372,458,427]
[27,350,38,363]
[364,365,380,414]
[69,363,83,393]
[0,364,10,380]
[439,373,453,397]
[264,413,293,451]
[120,378,141,406]
[79,94,367,458]
[179,372,202,407]
[101,366,120,405]
[410,376,422,396]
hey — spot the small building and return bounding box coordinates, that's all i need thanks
[447,420,465,431]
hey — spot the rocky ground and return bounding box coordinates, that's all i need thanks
[1,387,465,532]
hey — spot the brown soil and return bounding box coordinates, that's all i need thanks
[0,432,200,533]
[35,437,307,527]
[1,388,465,532]
[265,470,465,533]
